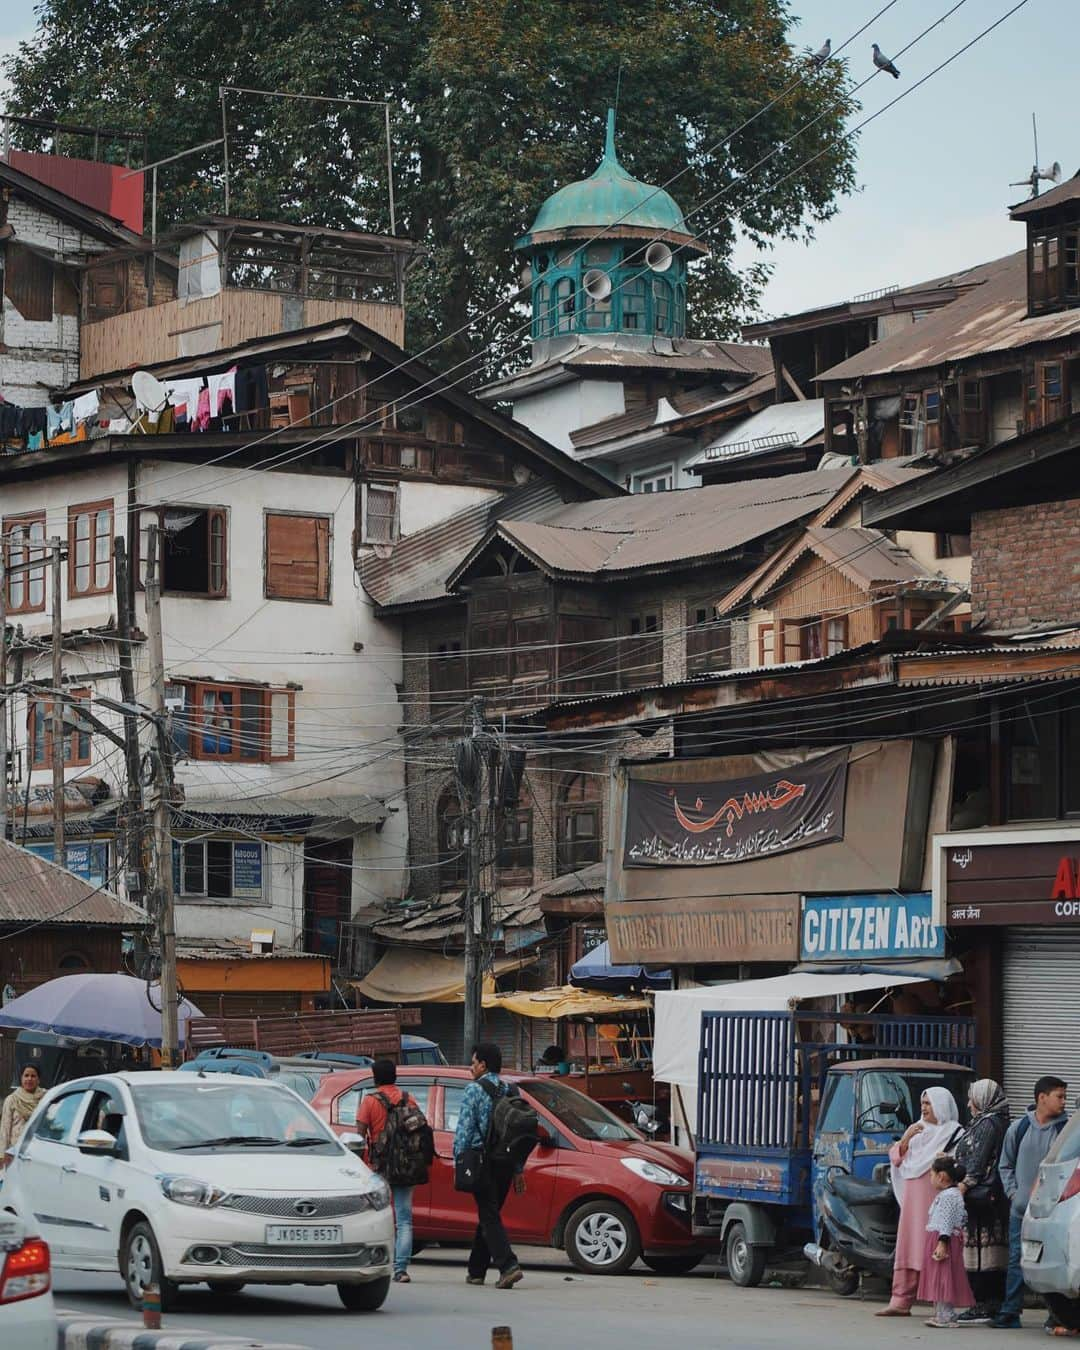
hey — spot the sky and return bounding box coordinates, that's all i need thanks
[0,0,1073,323]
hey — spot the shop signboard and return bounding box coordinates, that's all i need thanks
[606,893,799,965]
[933,827,1080,927]
[232,842,264,899]
[801,893,943,960]
[623,748,847,867]
[26,840,110,889]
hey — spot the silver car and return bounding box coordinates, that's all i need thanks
[1022,1110,1080,1332]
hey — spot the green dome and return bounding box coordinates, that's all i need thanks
[523,109,688,242]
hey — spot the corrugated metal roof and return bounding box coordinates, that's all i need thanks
[177,938,326,962]
[0,839,149,928]
[1009,174,1080,218]
[176,794,387,827]
[534,863,606,897]
[803,526,934,589]
[817,252,1080,383]
[691,399,825,466]
[446,468,855,587]
[359,480,568,609]
[564,339,771,375]
[570,372,774,451]
[372,887,540,945]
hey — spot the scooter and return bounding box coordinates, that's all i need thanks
[805,1162,899,1294]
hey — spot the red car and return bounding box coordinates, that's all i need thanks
[309,1066,705,1276]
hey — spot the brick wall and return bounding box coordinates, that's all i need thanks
[970,498,1080,628]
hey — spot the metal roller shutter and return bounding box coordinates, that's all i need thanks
[1002,928,1080,1116]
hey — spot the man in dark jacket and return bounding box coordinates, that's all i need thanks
[453,1042,525,1290]
[992,1075,1068,1329]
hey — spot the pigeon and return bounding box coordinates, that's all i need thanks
[872,43,900,78]
[811,38,831,68]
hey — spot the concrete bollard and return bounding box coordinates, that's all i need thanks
[142,1282,162,1329]
[492,1327,513,1350]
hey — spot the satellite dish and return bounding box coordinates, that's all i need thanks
[131,369,169,413]
[645,241,673,273]
[583,268,612,300]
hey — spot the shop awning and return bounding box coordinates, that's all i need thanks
[655,970,932,1136]
[353,948,533,1005]
[482,985,652,1020]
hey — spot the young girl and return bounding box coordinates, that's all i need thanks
[919,1156,976,1328]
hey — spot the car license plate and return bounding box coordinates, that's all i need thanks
[1022,1240,1043,1263]
[265,1224,343,1246]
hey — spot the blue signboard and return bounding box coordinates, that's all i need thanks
[232,842,263,899]
[801,892,944,961]
[26,841,110,889]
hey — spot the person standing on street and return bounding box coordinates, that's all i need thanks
[952,1079,1011,1326]
[0,1065,45,1165]
[992,1076,1068,1330]
[454,1042,525,1290]
[355,1058,433,1284]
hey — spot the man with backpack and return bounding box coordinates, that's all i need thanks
[453,1042,539,1290]
[992,1075,1068,1330]
[356,1059,434,1284]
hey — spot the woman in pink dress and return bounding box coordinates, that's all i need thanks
[876,1085,963,1316]
[918,1155,976,1327]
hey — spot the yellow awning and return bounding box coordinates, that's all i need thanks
[353,948,533,1005]
[481,985,652,1020]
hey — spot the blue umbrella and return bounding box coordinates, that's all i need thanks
[569,941,671,993]
[0,973,203,1047]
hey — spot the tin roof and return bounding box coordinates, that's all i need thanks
[1009,173,1080,218]
[690,399,825,467]
[175,793,388,828]
[817,251,1080,383]
[0,839,149,929]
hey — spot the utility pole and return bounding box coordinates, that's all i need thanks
[50,539,65,862]
[144,526,179,1066]
[461,697,486,1055]
[113,539,145,906]
[0,555,7,842]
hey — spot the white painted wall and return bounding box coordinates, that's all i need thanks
[510,378,624,451]
[398,481,498,536]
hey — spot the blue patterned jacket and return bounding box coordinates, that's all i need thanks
[453,1072,506,1159]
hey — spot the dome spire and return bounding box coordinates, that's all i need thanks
[603,107,619,168]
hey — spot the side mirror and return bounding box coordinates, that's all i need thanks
[338,1131,366,1155]
[77,1129,119,1156]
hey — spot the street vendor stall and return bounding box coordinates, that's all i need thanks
[482,984,661,1122]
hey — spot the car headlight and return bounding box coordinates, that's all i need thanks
[358,1177,391,1211]
[158,1174,227,1207]
[620,1157,690,1187]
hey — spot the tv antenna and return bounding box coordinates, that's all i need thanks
[1010,112,1061,199]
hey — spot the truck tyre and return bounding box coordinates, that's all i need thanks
[564,1200,642,1275]
[725,1221,766,1287]
[1045,1295,1080,1332]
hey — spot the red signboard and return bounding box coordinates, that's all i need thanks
[944,838,1080,926]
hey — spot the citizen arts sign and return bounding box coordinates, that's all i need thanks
[936,829,1080,927]
[623,748,847,867]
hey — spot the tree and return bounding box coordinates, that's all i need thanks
[4,0,857,376]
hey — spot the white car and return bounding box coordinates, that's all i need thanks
[0,1210,55,1350]
[1,1071,393,1312]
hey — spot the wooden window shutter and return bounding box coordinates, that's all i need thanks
[265,513,330,601]
[85,260,126,323]
[5,242,54,322]
[781,620,802,663]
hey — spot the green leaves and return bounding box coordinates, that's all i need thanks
[5,0,855,378]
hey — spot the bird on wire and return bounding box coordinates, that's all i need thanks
[872,43,900,78]
[811,38,831,68]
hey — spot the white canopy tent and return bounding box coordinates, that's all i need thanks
[654,971,931,1142]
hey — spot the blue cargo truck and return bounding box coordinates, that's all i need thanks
[692,1009,976,1292]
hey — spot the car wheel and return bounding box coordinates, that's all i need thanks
[564,1200,642,1276]
[207,1281,246,1295]
[123,1220,178,1312]
[641,1251,705,1275]
[1045,1294,1080,1332]
[724,1221,766,1288]
[337,1276,391,1311]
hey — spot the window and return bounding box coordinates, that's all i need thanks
[825,615,848,656]
[653,278,672,334]
[687,603,731,677]
[29,689,91,768]
[758,623,775,666]
[621,277,648,331]
[1003,691,1080,822]
[335,1083,431,1129]
[176,839,262,900]
[534,281,551,337]
[4,512,47,614]
[621,611,663,687]
[32,1091,87,1145]
[631,466,674,494]
[1066,230,1080,302]
[554,277,575,334]
[957,378,987,447]
[781,619,803,662]
[437,788,467,889]
[140,507,227,597]
[430,637,465,696]
[584,287,611,332]
[362,483,399,544]
[67,500,113,597]
[923,388,942,451]
[498,808,533,874]
[168,682,294,762]
[442,1083,469,1133]
[935,532,972,559]
[265,511,330,601]
[556,773,601,875]
[4,241,53,322]
[1040,362,1066,424]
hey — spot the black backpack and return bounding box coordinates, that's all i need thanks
[479,1078,541,1166]
[371,1091,435,1186]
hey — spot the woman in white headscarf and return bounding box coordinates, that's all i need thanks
[876,1085,963,1317]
